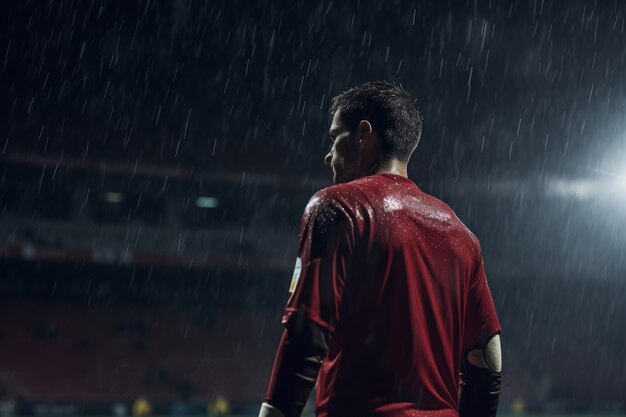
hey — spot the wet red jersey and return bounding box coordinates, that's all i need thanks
[282,173,501,417]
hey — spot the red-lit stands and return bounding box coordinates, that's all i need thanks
[0,303,278,403]
[1,301,578,408]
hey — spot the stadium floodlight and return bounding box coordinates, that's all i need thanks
[195,196,219,208]
[548,178,596,199]
[104,192,124,203]
[548,163,626,199]
[596,166,626,194]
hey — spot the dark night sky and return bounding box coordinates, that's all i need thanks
[2,0,625,177]
[2,0,625,276]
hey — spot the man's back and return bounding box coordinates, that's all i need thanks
[283,173,500,417]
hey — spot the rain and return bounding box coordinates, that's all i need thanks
[1,0,626,416]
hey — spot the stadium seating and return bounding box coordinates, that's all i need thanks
[0,302,277,403]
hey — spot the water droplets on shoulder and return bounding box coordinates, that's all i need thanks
[421,206,452,222]
[383,196,402,211]
[385,195,425,213]
[304,194,322,216]
[404,196,452,223]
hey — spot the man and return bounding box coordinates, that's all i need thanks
[259,81,502,417]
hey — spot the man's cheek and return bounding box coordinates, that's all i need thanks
[332,154,342,169]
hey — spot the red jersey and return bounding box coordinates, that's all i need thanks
[282,173,501,417]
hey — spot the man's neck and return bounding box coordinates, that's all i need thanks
[374,159,408,178]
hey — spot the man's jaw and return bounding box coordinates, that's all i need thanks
[333,172,352,184]
[332,168,346,184]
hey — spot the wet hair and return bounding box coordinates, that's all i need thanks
[329,81,423,162]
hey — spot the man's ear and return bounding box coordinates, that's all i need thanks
[356,120,373,150]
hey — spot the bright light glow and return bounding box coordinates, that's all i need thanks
[617,171,626,191]
[548,179,597,199]
[104,192,124,203]
[547,167,626,199]
[195,196,219,208]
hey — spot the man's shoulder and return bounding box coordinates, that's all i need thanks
[302,181,368,222]
[312,179,369,203]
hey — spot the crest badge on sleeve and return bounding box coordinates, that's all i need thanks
[289,257,302,293]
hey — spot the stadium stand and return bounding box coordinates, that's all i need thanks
[0,303,276,403]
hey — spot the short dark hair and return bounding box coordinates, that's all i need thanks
[329,81,423,162]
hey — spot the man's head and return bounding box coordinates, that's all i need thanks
[325,81,422,183]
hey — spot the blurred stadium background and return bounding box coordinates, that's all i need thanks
[1,0,626,416]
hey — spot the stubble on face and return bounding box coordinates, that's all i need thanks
[327,110,359,184]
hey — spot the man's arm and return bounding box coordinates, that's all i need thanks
[459,333,502,417]
[259,191,350,417]
[460,240,502,417]
[259,311,331,417]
